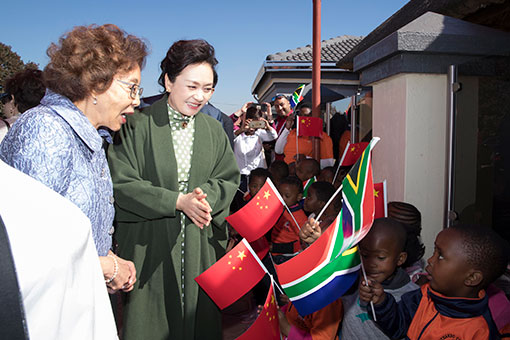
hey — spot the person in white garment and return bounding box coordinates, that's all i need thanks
[0,159,118,340]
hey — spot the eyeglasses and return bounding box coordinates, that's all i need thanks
[116,79,143,99]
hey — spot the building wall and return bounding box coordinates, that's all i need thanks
[371,73,448,259]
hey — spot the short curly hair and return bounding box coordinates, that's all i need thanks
[450,224,509,288]
[43,24,148,102]
[5,68,45,113]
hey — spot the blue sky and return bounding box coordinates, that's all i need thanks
[3,0,408,114]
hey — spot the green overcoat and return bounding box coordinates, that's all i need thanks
[107,95,240,340]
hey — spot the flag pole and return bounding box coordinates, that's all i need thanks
[316,184,343,221]
[268,178,302,230]
[359,258,377,321]
[332,141,350,184]
[383,179,388,217]
[283,203,301,231]
[267,253,285,296]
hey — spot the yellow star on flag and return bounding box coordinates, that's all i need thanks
[374,189,379,197]
[263,190,271,200]
[237,250,247,261]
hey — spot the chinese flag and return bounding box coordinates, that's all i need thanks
[237,282,280,340]
[250,236,269,259]
[195,239,267,309]
[339,141,369,166]
[226,178,284,242]
[374,180,388,219]
[297,116,323,137]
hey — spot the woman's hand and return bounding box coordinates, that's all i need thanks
[176,187,212,228]
[299,218,321,244]
[232,101,252,118]
[285,114,294,130]
[264,102,273,123]
[101,252,137,293]
[242,119,252,133]
[261,118,271,130]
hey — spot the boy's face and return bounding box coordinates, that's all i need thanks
[303,187,324,215]
[248,176,266,197]
[425,229,474,297]
[279,183,302,207]
[295,164,309,182]
[359,229,407,283]
[318,169,334,183]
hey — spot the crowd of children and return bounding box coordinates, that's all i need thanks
[226,97,510,340]
[226,159,510,339]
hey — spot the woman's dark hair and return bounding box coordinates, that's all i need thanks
[246,106,262,120]
[5,68,45,113]
[158,39,218,90]
[388,201,425,267]
[44,24,148,102]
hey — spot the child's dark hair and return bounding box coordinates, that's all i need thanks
[249,168,272,183]
[279,176,303,194]
[372,218,407,253]
[450,224,509,288]
[300,159,320,177]
[388,201,425,268]
[269,160,289,179]
[310,181,335,203]
[246,106,262,120]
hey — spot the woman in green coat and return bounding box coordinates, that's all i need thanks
[108,39,240,340]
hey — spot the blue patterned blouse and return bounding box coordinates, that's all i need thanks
[0,90,115,256]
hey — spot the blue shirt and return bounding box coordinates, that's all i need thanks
[0,90,114,256]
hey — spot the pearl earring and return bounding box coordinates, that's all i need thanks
[93,97,97,105]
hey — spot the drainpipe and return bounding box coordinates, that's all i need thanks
[445,65,461,228]
[312,0,321,161]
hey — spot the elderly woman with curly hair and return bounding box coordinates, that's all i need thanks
[0,24,148,293]
[108,39,239,340]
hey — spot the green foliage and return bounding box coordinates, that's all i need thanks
[0,42,38,91]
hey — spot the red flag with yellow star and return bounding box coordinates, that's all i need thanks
[195,239,267,309]
[297,116,323,137]
[374,180,388,219]
[226,178,285,242]
[237,281,280,340]
[339,141,369,166]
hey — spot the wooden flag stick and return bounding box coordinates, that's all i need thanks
[360,258,377,321]
[332,141,351,184]
[316,184,343,221]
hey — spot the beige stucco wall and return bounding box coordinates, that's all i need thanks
[371,73,448,259]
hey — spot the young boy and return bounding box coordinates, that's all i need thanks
[295,159,320,198]
[269,160,289,187]
[246,167,271,201]
[360,224,508,340]
[271,176,308,264]
[231,167,271,213]
[340,218,418,339]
